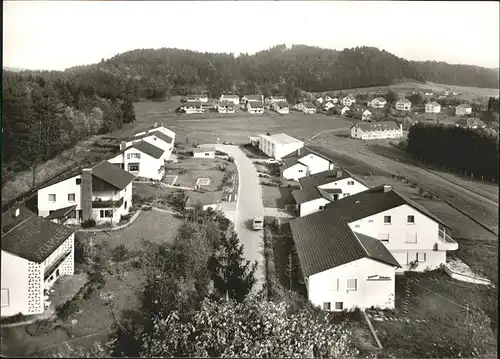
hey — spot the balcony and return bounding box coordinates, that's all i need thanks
[92,197,124,209]
[44,249,71,281]
[437,229,459,251]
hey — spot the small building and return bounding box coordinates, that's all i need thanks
[342,94,356,107]
[455,118,487,129]
[332,97,339,104]
[186,191,222,211]
[395,98,412,111]
[316,97,324,104]
[1,206,75,317]
[219,94,240,106]
[247,101,265,114]
[281,147,335,181]
[272,101,290,114]
[181,101,204,114]
[125,129,175,161]
[217,101,236,114]
[455,104,472,116]
[241,95,264,105]
[297,102,316,114]
[425,101,441,114]
[350,121,403,140]
[369,97,387,109]
[258,133,304,160]
[192,147,216,159]
[341,106,350,116]
[323,102,335,111]
[185,94,208,103]
[362,109,372,121]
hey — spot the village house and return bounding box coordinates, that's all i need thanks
[290,184,458,311]
[323,101,335,111]
[123,129,174,161]
[247,101,265,114]
[265,96,287,107]
[297,102,316,114]
[291,168,369,217]
[395,98,412,111]
[217,100,236,114]
[185,94,208,103]
[341,106,350,116]
[192,147,216,159]
[455,104,472,116]
[219,94,240,106]
[134,124,176,142]
[281,147,335,181]
[272,100,290,114]
[241,95,264,105]
[350,121,403,140]
[455,117,487,129]
[108,140,166,181]
[181,101,204,114]
[362,109,372,121]
[258,133,304,160]
[1,205,75,317]
[425,101,441,114]
[37,161,135,225]
[342,94,356,107]
[332,97,339,104]
[369,97,387,109]
[316,97,324,104]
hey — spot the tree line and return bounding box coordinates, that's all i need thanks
[407,123,499,182]
[2,71,136,182]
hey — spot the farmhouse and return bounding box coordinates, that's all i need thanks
[272,100,290,114]
[242,95,264,105]
[192,147,216,159]
[342,94,356,106]
[258,133,304,160]
[290,184,459,311]
[219,94,240,105]
[217,100,236,114]
[1,205,75,317]
[297,102,316,114]
[181,101,204,114]
[395,98,412,111]
[455,104,472,116]
[369,97,387,109]
[108,141,166,181]
[323,102,335,111]
[247,101,265,114]
[37,160,135,225]
[125,130,174,161]
[281,147,335,181]
[350,121,403,140]
[291,168,369,217]
[455,117,487,129]
[362,109,372,121]
[341,106,350,116]
[425,101,441,114]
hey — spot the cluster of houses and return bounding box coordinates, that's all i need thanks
[250,133,459,312]
[1,124,178,318]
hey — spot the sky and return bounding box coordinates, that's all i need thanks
[3,1,499,71]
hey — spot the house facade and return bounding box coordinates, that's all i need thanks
[217,101,236,113]
[298,102,316,114]
[181,102,204,114]
[370,97,387,109]
[272,101,290,114]
[126,129,175,161]
[193,148,216,159]
[108,141,165,181]
[341,106,350,115]
[350,121,403,140]
[323,102,335,111]
[37,161,135,225]
[395,99,412,111]
[425,101,441,114]
[455,104,472,116]
[342,95,356,107]
[247,101,265,114]
[242,95,264,105]
[316,97,324,104]
[1,206,75,317]
[281,147,335,181]
[362,109,372,121]
[219,94,240,105]
[258,133,304,160]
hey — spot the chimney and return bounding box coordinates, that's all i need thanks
[383,185,392,193]
[336,169,342,178]
[297,147,302,156]
[81,169,93,221]
[154,122,158,128]
[120,142,127,151]
[13,208,20,218]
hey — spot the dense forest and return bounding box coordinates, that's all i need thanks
[407,123,499,182]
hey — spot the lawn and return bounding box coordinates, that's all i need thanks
[261,185,296,209]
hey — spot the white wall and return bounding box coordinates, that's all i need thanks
[1,251,31,316]
[351,127,403,140]
[108,148,164,180]
[299,154,334,175]
[299,197,330,217]
[308,258,396,311]
[193,151,215,159]
[282,163,308,181]
[38,175,81,219]
[92,183,132,224]
[42,234,75,290]
[347,204,449,272]
[318,177,368,196]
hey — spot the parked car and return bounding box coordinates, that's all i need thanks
[252,217,264,230]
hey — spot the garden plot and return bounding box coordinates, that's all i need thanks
[196,177,211,186]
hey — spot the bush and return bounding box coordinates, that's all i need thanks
[81,218,96,228]
[120,214,131,222]
[0,312,26,324]
[56,300,79,320]
[25,319,55,336]
[178,167,187,175]
[112,244,128,262]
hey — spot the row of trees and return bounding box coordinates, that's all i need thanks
[2,71,136,181]
[407,123,499,182]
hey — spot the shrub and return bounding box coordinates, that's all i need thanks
[178,168,187,175]
[25,319,55,336]
[0,312,26,324]
[112,244,128,262]
[120,214,131,222]
[81,218,96,228]
[56,300,79,321]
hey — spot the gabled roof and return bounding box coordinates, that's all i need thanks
[221,94,239,99]
[427,101,440,107]
[45,205,77,220]
[249,101,264,108]
[301,102,316,109]
[129,140,164,159]
[1,207,75,263]
[134,130,174,144]
[351,121,400,132]
[92,161,136,190]
[219,100,235,107]
[456,103,472,109]
[292,186,322,205]
[344,94,356,100]
[373,97,387,103]
[184,101,202,107]
[244,95,263,101]
[298,169,354,190]
[193,147,215,153]
[281,158,307,171]
[274,101,289,107]
[397,98,411,104]
[261,133,302,145]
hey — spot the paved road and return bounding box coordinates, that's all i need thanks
[200,144,266,295]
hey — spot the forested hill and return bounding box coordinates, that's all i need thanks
[64,45,499,100]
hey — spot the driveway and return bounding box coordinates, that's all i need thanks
[200,144,265,295]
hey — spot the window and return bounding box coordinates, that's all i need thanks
[100,210,113,218]
[68,193,75,202]
[205,152,210,156]
[319,205,325,210]
[124,201,128,209]
[68,210,76,219]
[127,153,141,159]
[76,178,81,185]
[347,279,357,291]
[128,164,140,172]
[335,302,343,310]
[347,180,354,185]
[368,219,374,223]
[298,170,303,173]
[343,193,350,197]
[379,233,390,242]
[384,215,391,224]
[323,302,331,311]
[1,289,9,307]
[56,269,60,277]
[49,194,56,202]
[407,215,415,224]
[355,224,360,228]
[405,233,417,243]
[49,210,55,215]
[416,253,426,262]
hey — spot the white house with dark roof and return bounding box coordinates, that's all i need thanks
[350,121,403,140]
[247,101,265,114]
[323,102,335,111]
[181,101,204,114]
[242,95,264,105]
[425,101,441,114]
[297,102,316,114]
[1,206,75,317]
[272,100,290,114]
[395,98,412,111]
[108,140,166,180]
[281,147,335,181]
[362,109,372,121]
[369,97,387,109]
[134,124,176,142]
[292,168,369,217]
[290,184,459,311]
[342,94,356,107]
[219,94,240,106]
[455,104,472,116]
[37,161,135,225]
[258,133,304,160]
[341,106,350,116]
[185,94,208,103]
[217,100,236,114]
[126,131,174,161]
[192,147,216,159]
